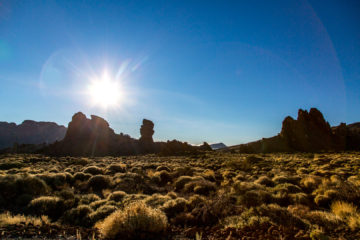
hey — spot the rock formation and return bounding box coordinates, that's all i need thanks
[280,108,343,151]
[43,112,211,156]
[139,119,155,153]
[45,112,136,156]
[226,108,360,153]
[0,120,66,150]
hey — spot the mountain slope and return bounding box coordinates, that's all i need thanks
[0,120,67,149]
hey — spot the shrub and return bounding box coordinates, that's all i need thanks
[153,170,172,185]
[272,175,299,185]
[0,174,48,203]
[79,193,101,205]
[83,166,104,175]
[107,191,127,202]
[256,204,307,229]
[89,205,117,223]
[161,198,188,219]
[255,176,274,187]
[107,164,126,173]
[222,209,271,229]
[226,158,251,171]
[300,176,322,192]
[88,175,110,191]
[62,205,93,227]
[231,181,261,195]
[28,196,64,220]
[314,195,331,208]
[0,162,24,170]
[202,170,216,182]
[187,195,206,210]
[174,176,203,191]
[144,194,172,208]
[74,172,91,181]
[90,199,108,210]
[173,166,193,177]
[289,193,310,205]
[331,201,357,219]
[184,180,216,196]
[273,183,302,194]
[310,228,329,240]
[96,201,168,240]
[306,210,342,230]
[156,166,171,172]
[238,190,272,207]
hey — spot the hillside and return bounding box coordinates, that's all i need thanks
[0,120,66,150]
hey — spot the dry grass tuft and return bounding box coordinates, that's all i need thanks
[0,212,49,227]
[96,201,167,240]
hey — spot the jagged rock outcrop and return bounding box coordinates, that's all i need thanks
[332,122,360,150]
[0,120,66,150]
[225,108,360,153]
[280,108,343,151]
[43,112,211,156]
[45,112,137,156]
[139,119,155,153]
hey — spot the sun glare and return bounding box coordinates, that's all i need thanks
[88,74,122,108]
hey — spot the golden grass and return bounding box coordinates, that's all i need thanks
[96,201,168,240]
[0,212,49,227]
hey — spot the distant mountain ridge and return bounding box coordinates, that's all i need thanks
[210,143,227,150]
[0,120,67,150]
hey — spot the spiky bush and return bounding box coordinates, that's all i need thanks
[161,198,188,219]
[107,191,127,202]
[28,196,64,220]
[0,174,48,204]
[62,204,93,227]
[83,166,104,175]
[96,201,168,240]
[107,164,126,173]
[89,204,117,223]
[88,175,110,191]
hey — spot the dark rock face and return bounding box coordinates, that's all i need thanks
[44,112,211,156]
[227,108,360,153]
[140,119,154,143]
[46,112,136,156]
[332,122,360,150]
[139,119,155,153]
[0,120,66,150]
[280,108,342,151]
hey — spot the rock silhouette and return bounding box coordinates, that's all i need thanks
[139,119,155,153]
[43,112,210,156]
[0,120,66,150]
[227,108,360,153]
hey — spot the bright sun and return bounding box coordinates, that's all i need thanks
[88,74,122,108]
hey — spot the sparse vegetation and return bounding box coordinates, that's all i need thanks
[0,152,360,239]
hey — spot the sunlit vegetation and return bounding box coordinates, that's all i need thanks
[0,152,360,239]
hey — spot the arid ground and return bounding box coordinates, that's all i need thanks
[1,152,360,239]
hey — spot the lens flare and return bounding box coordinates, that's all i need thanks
[87,73,123,108]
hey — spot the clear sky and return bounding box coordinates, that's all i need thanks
[0,0,359,146]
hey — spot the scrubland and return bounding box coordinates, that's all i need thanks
[0,152,360,239]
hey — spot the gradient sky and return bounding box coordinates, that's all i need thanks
[0,0,359,146]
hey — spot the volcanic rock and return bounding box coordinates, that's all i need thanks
[225,108,359,153]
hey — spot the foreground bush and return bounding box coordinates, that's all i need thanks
[96,201,168,240]
[28,196,64,220]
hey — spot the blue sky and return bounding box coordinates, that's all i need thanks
[0,0,359,145]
